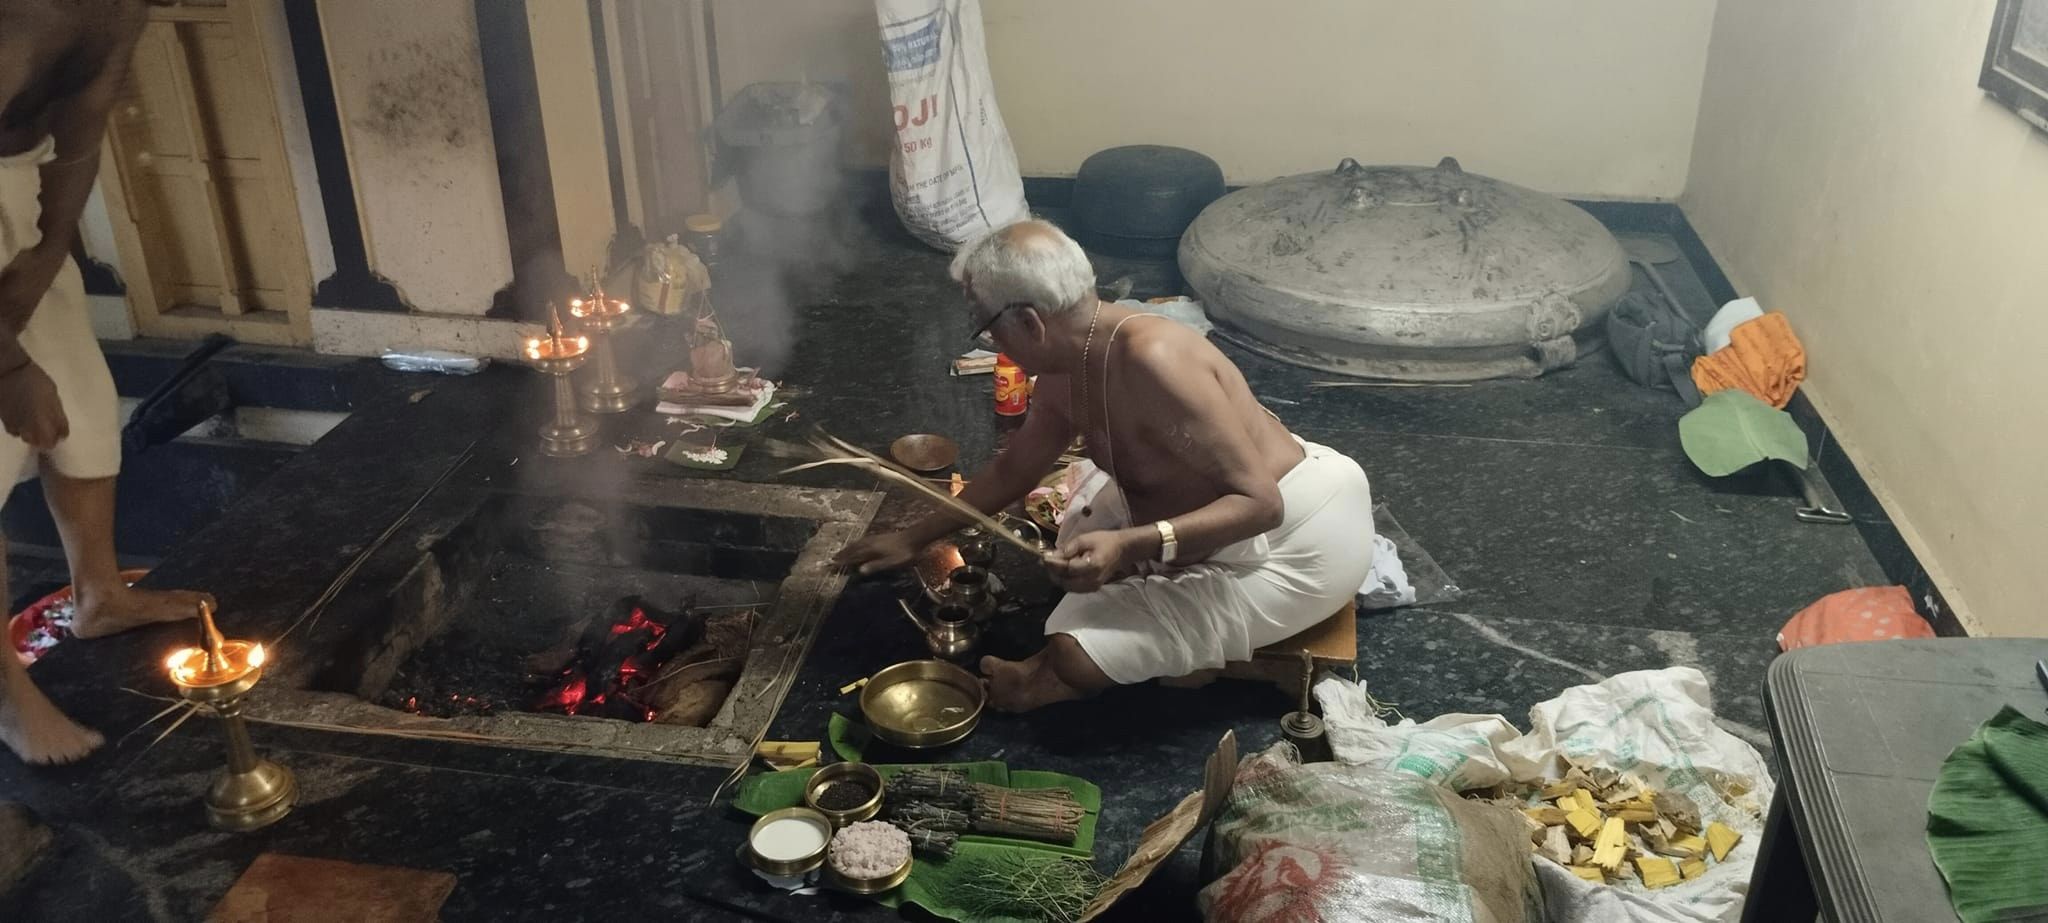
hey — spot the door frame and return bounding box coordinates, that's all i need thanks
[98,0,315,346]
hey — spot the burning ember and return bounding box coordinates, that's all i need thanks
[533,599,691,722]
[383,595,753,727]
[916,544,967,595]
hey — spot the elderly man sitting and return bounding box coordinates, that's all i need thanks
[836,220,1375,712]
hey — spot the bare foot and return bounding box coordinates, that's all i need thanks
[979,653,1086,713]
[0,666,103,765]
[70,587,212,640]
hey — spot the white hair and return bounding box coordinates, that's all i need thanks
[949,220,1097,316]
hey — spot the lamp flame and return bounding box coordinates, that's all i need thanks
[248,644,266,668]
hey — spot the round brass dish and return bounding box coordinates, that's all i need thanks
[889,434,959,473]
[803,761,885,827]
[745,807,832,877]
[859,659,985,748]
[824,853,914,895]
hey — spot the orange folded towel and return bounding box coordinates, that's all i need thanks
[1690,311,1805,408]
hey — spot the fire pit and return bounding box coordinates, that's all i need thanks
[246,475,878,768]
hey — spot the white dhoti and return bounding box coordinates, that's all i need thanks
[0,138,121,486]
[1045,439,1375,685]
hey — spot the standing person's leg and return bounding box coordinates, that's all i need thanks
[27,254,206,639]
[0,234,105,762]
[48,472,209,637]
[0,532,103,764]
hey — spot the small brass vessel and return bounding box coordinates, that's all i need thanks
[802,761,885,827]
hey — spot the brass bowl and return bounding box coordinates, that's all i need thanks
[824,851,914,895]
[890,434,959,474]
[744,807,833,877]
[859,659,985,748]
[803,761,885,827]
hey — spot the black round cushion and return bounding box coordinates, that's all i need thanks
[1071,145,1225,259]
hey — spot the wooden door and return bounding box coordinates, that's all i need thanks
[600,0,714,240]
[99,0,312,345]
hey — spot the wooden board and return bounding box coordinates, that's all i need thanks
[206,854,455,923]
[1252,599,1359,666]
[1161,601,1359,696]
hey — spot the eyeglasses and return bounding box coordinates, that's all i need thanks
[969,303,1025,349]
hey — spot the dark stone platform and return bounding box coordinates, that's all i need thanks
[1,197,1885,921]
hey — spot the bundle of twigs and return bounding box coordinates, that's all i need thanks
[971,783,1085,844]
[882,769,974,857]
[896,823,959,859]
[781,432,1045,559]
[886,768,975,811]
[886,800,969,858]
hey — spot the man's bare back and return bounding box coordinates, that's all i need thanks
[1036,309,1303,528]
[0,0,146,157]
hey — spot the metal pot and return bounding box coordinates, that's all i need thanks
[857,659,985,748]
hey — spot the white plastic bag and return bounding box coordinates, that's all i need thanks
[1316,667,1774,923]
[1702,297,1764,354]
[1119,296,1213,334]
[1317,680,1522,791]
[1200,745,1540,923]
[873,0,1028,251]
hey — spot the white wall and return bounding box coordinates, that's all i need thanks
[712,0,1719,198]
[316,0,512,314]
[1685,0,2048,636]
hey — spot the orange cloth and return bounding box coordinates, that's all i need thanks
[1690,311,1805,408]
[1777,585,1933,652]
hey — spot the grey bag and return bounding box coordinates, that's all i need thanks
[1607,290,1703,406]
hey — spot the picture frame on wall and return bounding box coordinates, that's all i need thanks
[1981,0,2048,131]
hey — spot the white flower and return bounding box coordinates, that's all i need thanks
[681,447,728,465]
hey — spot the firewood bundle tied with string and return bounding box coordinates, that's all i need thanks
[883,769,971,857]
[970,783,1084,844]
[885,768,1084,848]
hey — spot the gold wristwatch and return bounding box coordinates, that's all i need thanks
[1155,520,1178,564]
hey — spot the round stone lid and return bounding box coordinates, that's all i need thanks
[1180,157,1630,380]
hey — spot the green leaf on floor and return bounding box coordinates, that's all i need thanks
[1678,390,1810,476]
[828,711,871,763]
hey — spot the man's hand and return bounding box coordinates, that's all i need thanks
[1044,530,1137,594]
[833,531,922,576]
[0,361,70,450]
[0,244,65,334]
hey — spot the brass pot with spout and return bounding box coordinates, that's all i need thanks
[942,566,997,622]
[897,598,980,659]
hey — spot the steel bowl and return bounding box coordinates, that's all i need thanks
[858,659,985,749]
[889,434,959,473]
[824,849,914,895]
[744,806,833,877]
[803,761,885,827]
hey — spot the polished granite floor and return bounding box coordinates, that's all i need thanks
[0,198,1889,921]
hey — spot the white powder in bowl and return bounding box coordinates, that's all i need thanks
[752,815,829,863]
[828,820,912,879]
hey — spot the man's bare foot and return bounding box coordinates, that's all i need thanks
[980,653,1087,713]
[70,587,211,640]
[0,665,103,765]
